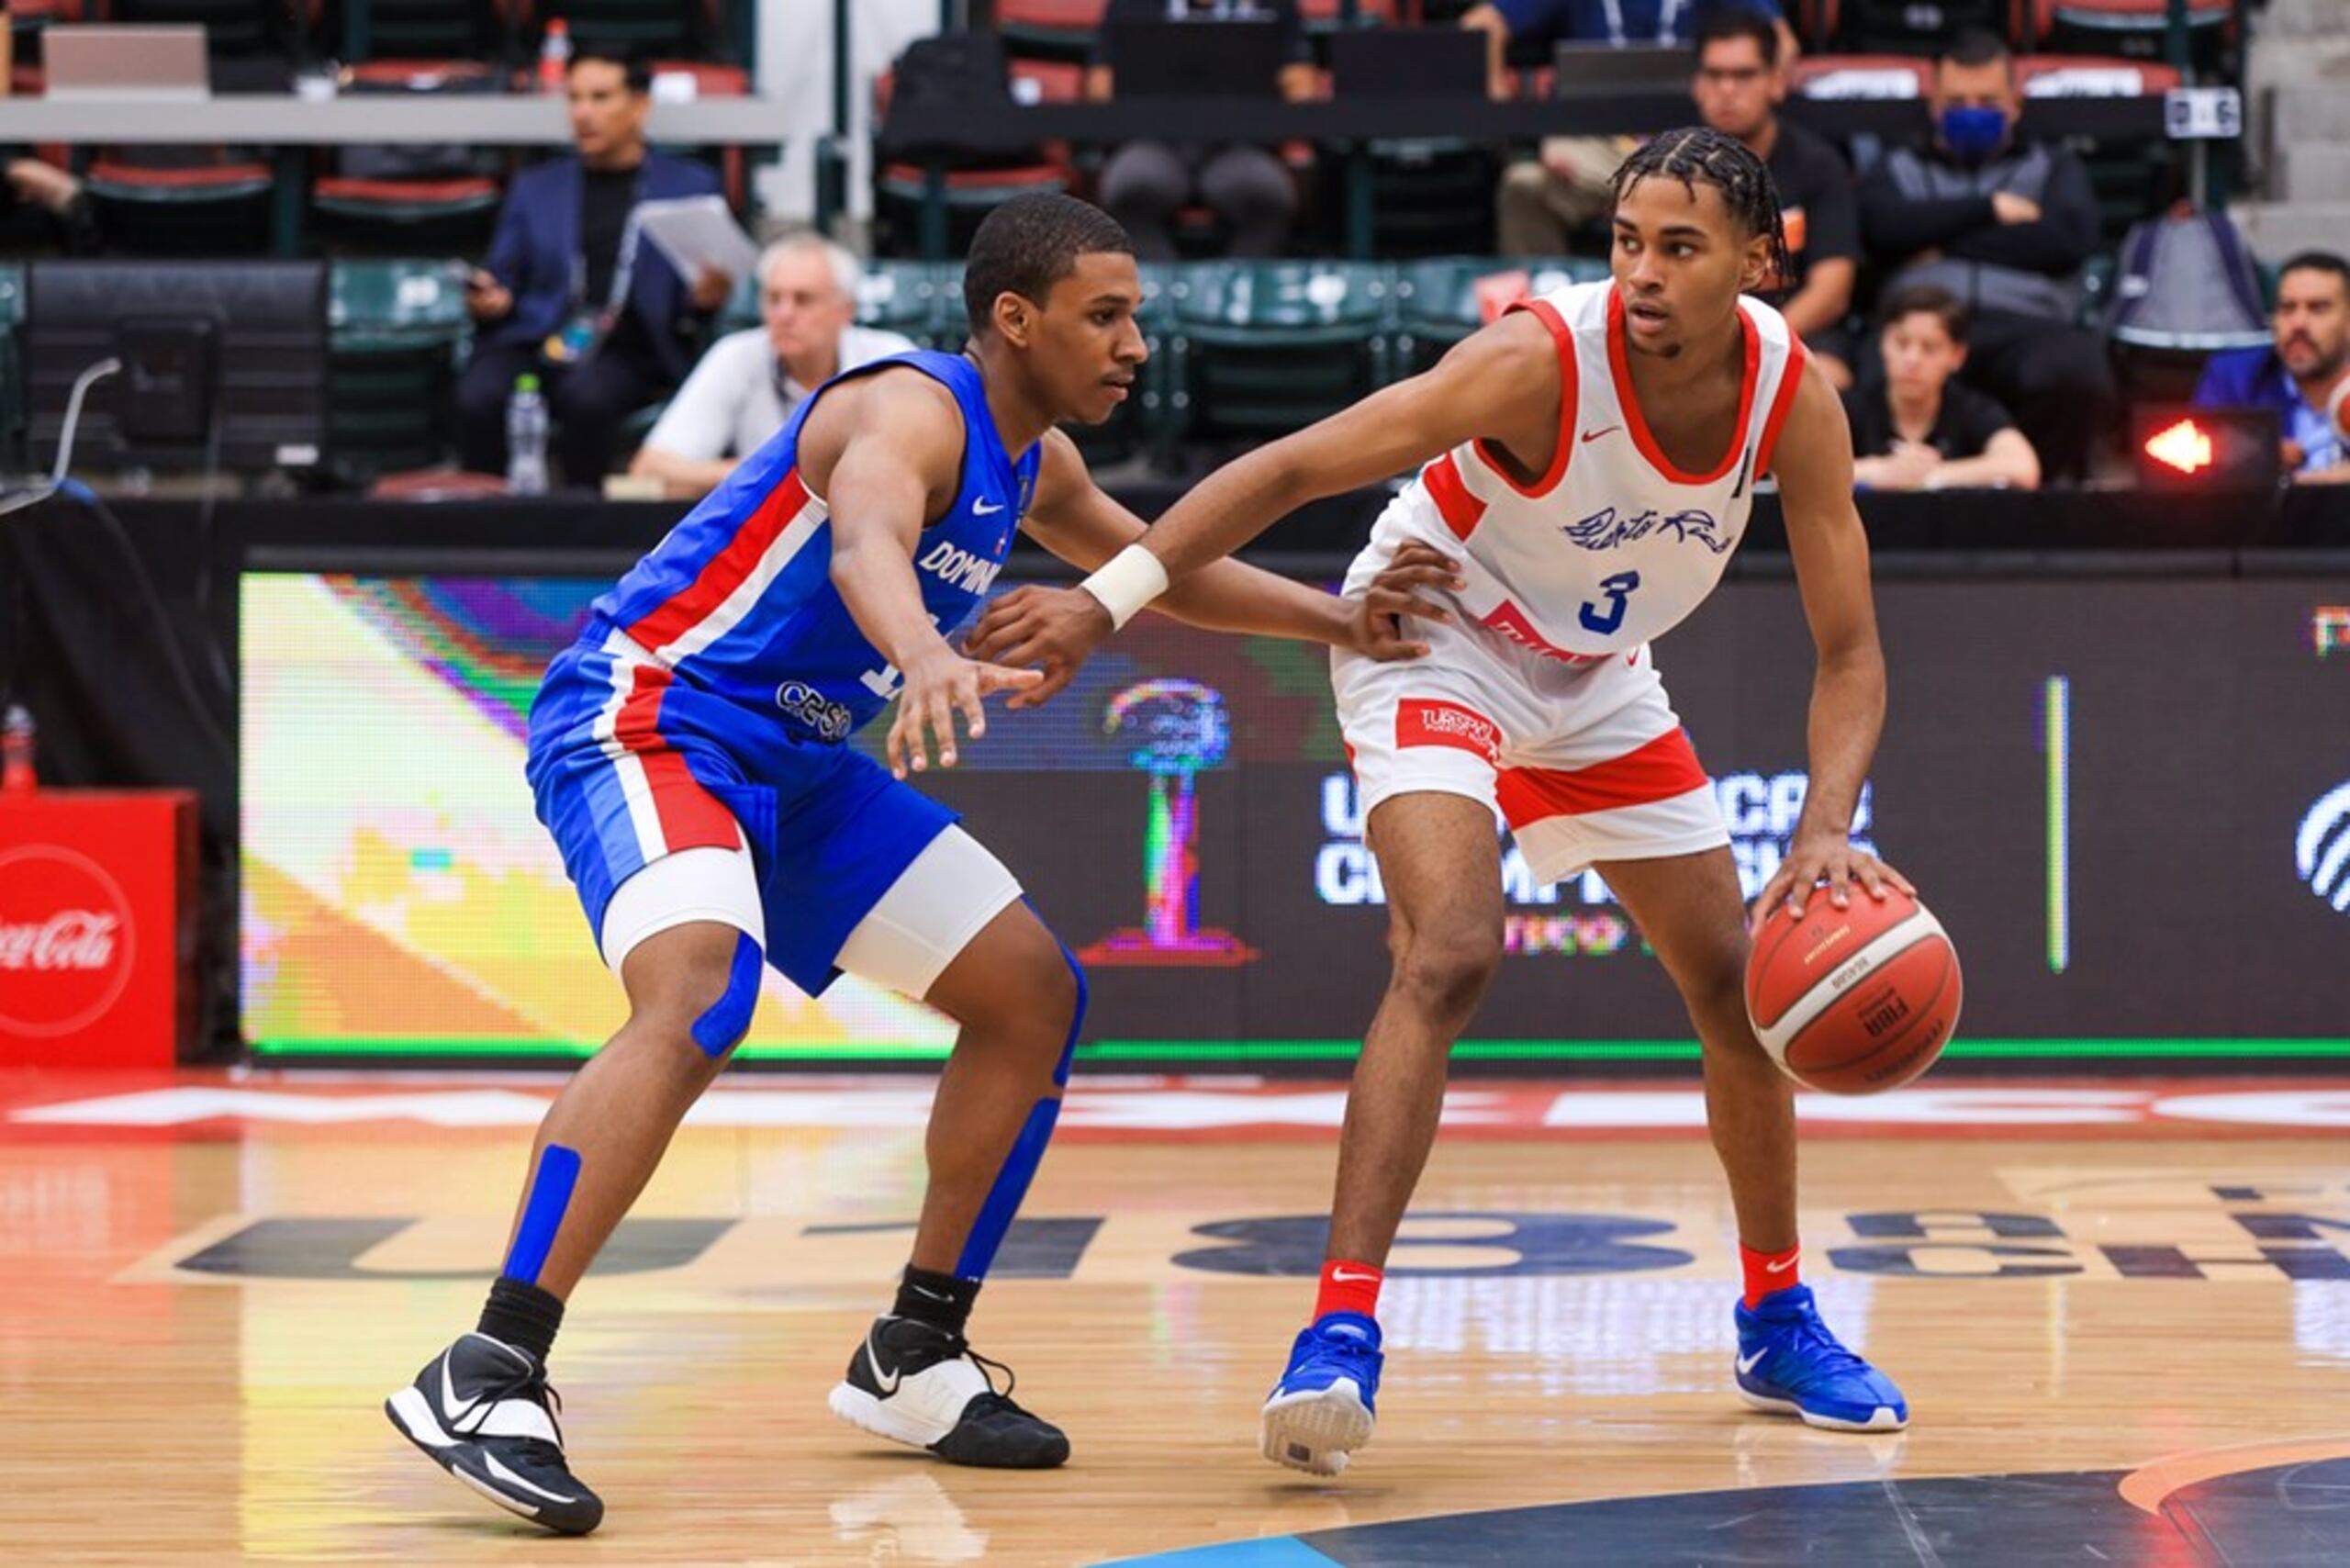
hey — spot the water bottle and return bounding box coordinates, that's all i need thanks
[538,18,572,94]
[2,703,34,794]
[507,374,550,496]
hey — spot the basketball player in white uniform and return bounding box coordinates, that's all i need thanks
[969,128,1916,1473]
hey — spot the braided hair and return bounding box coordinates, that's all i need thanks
[1609,127,1792,291]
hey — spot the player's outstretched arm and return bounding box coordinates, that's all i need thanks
[800,371,1042,777]
[964,310,1561,684]
[1753,359,1915,929]
[969,431,1457,704]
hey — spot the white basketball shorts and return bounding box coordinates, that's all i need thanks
[1331,587,1729,887]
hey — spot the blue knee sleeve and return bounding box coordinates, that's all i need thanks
[504,1143,581,1286]
[690,931,763,1058]
[953,932,1088,1280]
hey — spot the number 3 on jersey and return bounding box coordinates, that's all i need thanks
[1579,570,1640,635]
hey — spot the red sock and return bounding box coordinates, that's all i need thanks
[1314,1259,1384,1322]
[1740,1243,1801,1307]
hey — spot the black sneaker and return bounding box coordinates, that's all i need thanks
[826,1315,1070,1469]
[384,1333,605,1535]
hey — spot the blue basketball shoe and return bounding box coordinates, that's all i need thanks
[1259,1312,1384,1475]
[1734,1284,1908,1432]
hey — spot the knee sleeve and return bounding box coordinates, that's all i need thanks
[689,930,764,1058]
[948,921,1088,1281]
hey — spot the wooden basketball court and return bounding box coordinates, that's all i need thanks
[5,1070,2347,1563]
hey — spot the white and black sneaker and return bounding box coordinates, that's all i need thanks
[827,1316,1069,1469]
[384,1333,604,1535]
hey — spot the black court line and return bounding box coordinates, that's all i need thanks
[1106,1458,2350,1566]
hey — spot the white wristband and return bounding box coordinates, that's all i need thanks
[1077,543,1169,631]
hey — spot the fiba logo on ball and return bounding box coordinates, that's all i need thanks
[0,846,137,1038]
[2296,782,2350,913]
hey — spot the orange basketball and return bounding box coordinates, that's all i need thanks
[1745,886,1961,1095]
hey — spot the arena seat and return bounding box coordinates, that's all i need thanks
[1787,54,1932,101]
[1169,261,1392,442]
[325,258,472,483]
[2019,55,2188,241]
[874,61,1076,260]
[1393,255,1606,374]
[1836,0,2008,55]
[2031,0,2232,67]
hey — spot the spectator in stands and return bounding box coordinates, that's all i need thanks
[1858,29,2113,483]
[627,237,917,499]
[456,43,732,485]
[1845,286,2040,491]
[1685,10,1856,386]
[1087,0,1316,260]
[1469,0,1795,257]
[2193,251,2350,485]
[0,156,96,255]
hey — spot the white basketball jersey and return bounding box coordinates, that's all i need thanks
[1354,281,1808,665]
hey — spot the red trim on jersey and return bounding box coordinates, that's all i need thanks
[1494,727,1709,826]
[1422,451,1486,541]
[1606,290,1761,487]
[625,468,811,654]
[1396,699,1502,763]
[613,665,741,852]
[1480,599,1607,666]
[1753,334,1810,479]
[1471,297,1579,498]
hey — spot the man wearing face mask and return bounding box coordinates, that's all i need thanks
[1858,29,2114,482]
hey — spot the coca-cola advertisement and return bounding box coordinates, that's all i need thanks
[0,796,196,1068]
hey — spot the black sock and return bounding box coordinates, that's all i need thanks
[477,1275,565,1364]
[892,1264,979,1337]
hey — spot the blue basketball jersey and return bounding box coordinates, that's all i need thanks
[588,350,1040,742]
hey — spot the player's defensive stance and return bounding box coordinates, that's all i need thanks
[968,131,1915,1476]
[383,195,1449,1531]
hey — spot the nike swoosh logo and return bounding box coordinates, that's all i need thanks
[440,1357,476,1430]
[1736,1350,1766,1375]
[1580,426,1620,443]
[1766,1254,1799,1274]
[867,1329,901,1395]
[1328,1269,1379,1283]
[483,1452,577,1505]
[972,498,1005,516]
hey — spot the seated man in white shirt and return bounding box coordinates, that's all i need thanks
[626,234,917,498]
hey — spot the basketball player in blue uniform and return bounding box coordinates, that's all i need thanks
[383,195,1452,1533]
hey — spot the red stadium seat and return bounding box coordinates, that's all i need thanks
[1298,0,1398,25]
[2030,0,2232,67]
[1787,54,1933,100]
[85,151,275,253]
[1787,0,1841,53]
[998,0,1108,62]
[2031,0,2230,30]
[504,0,731,63]
[873,66,1073,258]
[2015,53,2182,97]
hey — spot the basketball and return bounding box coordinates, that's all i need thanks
[2328,375,2350,445]
[1745,886,1961,1095]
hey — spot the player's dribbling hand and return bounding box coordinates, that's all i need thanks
[1750,834,1916,934]
[961,585,1114,710]
[1352,542,1464,661]
[886,647,1044,778]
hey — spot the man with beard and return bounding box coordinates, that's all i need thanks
[2195,251,2350,484]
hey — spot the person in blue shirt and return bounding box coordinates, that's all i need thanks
[1466,0,1793,255]
[2193,250,2350,484]
[384,194,1455,1534]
